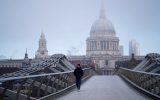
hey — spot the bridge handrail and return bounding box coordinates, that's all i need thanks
[120,67,160,76]
[119,67,160,99]
[0,68,91,82]
[0,67,93,100]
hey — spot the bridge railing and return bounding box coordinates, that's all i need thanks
[95,68,116,75]
[119,67,160,99]
[0,68,92,100]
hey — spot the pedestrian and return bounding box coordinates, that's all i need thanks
[74,64,84,90]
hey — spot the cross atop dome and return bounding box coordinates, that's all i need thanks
[99,0,106,19]
[40,31,45,39]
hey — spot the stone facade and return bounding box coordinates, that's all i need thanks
[86,4,122,69]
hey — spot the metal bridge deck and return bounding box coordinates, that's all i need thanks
[56,75,152,100]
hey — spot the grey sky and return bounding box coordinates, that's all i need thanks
[0,0,160,59]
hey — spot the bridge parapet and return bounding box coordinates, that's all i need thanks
[95,68,116,75]
[119,67,160,99]
[0,68,93,100]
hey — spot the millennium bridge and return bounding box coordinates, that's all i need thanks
[0,54,160,100]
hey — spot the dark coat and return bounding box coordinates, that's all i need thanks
[74,67,84,79]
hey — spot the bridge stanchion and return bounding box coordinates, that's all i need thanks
[62,74,68,88]
[63,74,68,88]
[27,79,36,100]
[155,76,160,95]
[51,76,56,93]
[15,78,28,100]
[37,76,45,98]
[58,74,64,90]
[55,75,60,92]
[148,75,153,93]
[44,75,52,96]
[140,75,146,88]
[147,75,150,92]
[1,80,14,100]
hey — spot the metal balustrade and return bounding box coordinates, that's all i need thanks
[119,67,160,99]
[0,68,93,100]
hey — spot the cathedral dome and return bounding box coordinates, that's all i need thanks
[90,5,116,37]
[90,18,115,34]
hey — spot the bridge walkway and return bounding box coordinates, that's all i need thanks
[56,75,152,100]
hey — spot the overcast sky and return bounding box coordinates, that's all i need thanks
[0,0,160,59]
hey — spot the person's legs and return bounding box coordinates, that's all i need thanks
[76,79,79,89]
[76,78,81,90]
[78,78,81,90]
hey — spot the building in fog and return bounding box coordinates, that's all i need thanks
[119,45,124,56]
[35,32,49,59]
[129,40,140,56]
[86,5,120,56]
[0,32,48,74]
[86,3,123,73]
[0,3,145,75]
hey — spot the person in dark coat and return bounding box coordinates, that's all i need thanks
[74,64,84,90]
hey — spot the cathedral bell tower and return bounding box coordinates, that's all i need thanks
[35,32,48,59]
